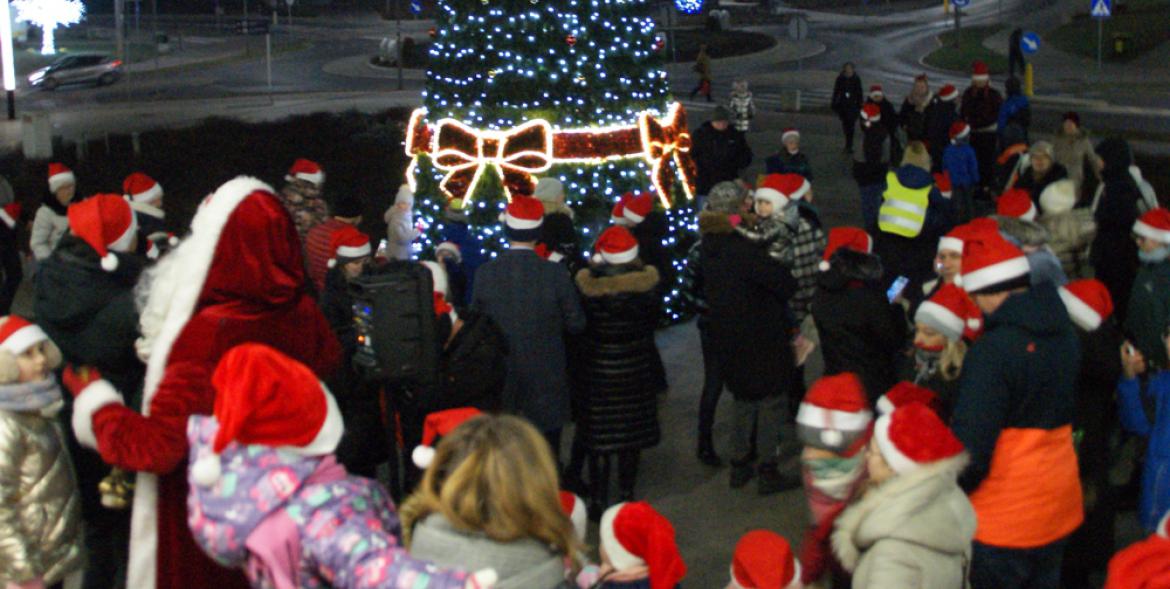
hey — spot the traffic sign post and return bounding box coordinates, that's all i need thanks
[952,0,969,43]
[1020,31,1040,55]
[1091,0,1112,69]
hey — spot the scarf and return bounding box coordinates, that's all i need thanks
[913,347,942,384]
[1139,247,1170,264]
[908,89,932,112]
[0,378,64,416]
[802,452,866,501]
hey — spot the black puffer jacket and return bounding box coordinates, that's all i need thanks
[811,248,908,402]
[1091,138,1142,319]
[571,264,664,453]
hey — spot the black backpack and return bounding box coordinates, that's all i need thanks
[349,260,440,389]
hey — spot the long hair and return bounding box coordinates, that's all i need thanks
[939,339,968,382]
[399,414,580,564]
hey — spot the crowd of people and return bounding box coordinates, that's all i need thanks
[0,57,1166,589]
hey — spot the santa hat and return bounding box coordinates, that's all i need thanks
[1058,279,1113,332]
[0,316,48,356]
[939,217,998,256]
[559,491,588,543]
[67,194,138,272]
[421,260,459,325]
[796,373,873,455]
[502,195,544,242]
[873,402,965,474]
[285,158,325,186]
[868,84,883,99]
[1105,519,1170,588]
[327,225,371,268]
[623,192,654,225]
[411,407,483,469]
[1133,208,1170,245]
[877,381,942,416]
[593,225,640,265]
[535,243,565,263]
[934,172,953,199]
[819,226,872,272]
[1039,179,1077,215]
[914,283,983,343]
[755,174,810,211]
[47,163,75,194]
[123,172,164,204]
[436,241,462,264]
[949,121,970,142]
[996,189,1037,222]
[860,103,881,123]
[612,193,633,226]
[599,502,687,589]
[781,128,800,143]
[959,231,1031,294]
[938,84,958,102]
[972,60,990,82]
[728,530,801,589]
[191,343,345,487]
[0,202,20,229]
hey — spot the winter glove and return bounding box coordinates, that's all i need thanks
[463,569,498,589]
[62,364,103,398]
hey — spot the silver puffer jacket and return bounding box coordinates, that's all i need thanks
[0,395,84,584]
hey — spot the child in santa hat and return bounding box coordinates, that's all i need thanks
[794,373,872,587]
[0,316,84,589]
[832,403,975,589]
[727,530,802,589]
[30,163,76,261]
[596,501,686,589]
[942,121,979,223]
[400,413,581,588]
[185,343,494,589]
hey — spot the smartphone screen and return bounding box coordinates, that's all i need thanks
[887,276,910,303]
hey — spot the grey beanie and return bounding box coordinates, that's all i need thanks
[711,105,732,122]
[705,181,746,214]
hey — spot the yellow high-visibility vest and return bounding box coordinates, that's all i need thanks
[878,171,930,238]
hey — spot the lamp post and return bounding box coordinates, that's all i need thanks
[1,0,16,120]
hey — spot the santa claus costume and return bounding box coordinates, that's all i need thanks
[67,177,341,589]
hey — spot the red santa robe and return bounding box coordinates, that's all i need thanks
[70,177,342,589]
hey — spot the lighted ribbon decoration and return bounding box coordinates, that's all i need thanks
[638,105,697,207]
[428,118,554,206]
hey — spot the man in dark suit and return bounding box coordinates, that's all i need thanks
[472,195,586,459]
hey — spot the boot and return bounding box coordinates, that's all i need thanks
[730,458,755,489]
[697,438,722,467]
[758,463,802,496]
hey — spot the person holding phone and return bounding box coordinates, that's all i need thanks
[1118,328,1170,534]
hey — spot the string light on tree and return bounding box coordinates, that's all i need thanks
[12,0,84,55]
[674,0,704,15]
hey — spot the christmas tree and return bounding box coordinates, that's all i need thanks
[404,0,699,321]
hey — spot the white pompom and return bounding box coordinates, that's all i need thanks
[191,454,222,487]
[818,260,830,272]
[967,318,982,330]
[412,445,436,469]
[591,253,604,265]
[467,568,499,589]
[168,235,180,247]
[327,258,337,268]
[101,253,119,272]
[820,429,844,447]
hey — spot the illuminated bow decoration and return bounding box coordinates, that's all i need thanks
[427,118,554,205]
[638,104,697,207]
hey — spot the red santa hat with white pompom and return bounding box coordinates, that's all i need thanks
[592,225,640,265]
[411,407,483,469]
[327,225,371,268]
[873,402,966,474]
[819,226,872,271]
[728,530,801,589]
[67,194,138,272]
[796,372,873,454]
[600,502,687,589]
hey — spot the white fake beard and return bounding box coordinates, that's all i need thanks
[134,238,191,363]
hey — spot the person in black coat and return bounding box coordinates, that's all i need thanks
[831,62,864,152]
[35,224,145,589]
[811,233,908,403]
[566,227,664,515]
[690,106,753,198]
[698,183,801,495]
[1091,138,1142,321]
[926,86,960,170]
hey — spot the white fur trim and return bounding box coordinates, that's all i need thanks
[127,183,163,204]
[470,569,498,589]
[1159,510,1170,538]
[131,176,273,589]
[0,324,47,355]
[600,503,644,572]
[568,496,588,543]
[1058,287,1102,332]
[938,236,963,254]
[0,208,15,229]
[48,171,75,194]
[972,74,990,82]
[422,261,449,298]
[286,171,324,186]
[109,211,139,254]
[601,245,639,266]
[787,179,811,202]
[795,403,872,432]
[818,260,831,272]
[548,251,564,263]
[781,129,800,143]
[71,380,124,449]
[951,127,970,142]
[622,208,646,224]
[1134,219,1170,244]
[753,187,787,208]
[101,254,120,272]
[873,412,920,475]
[876,395,895,415]
[914,300,964,342]
[504,212,543,230]
[191,454,223,487]
[1039,180,1077,214]
[413,445,436,469]
[288,386,344,456]
[436,242,462,263]
[960,256,1030,293]
[335,243,371,260]
[1019,203,1037,222]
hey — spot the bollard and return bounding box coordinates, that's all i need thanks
[131,132,141,157]
[943,0,951,15]
[1024,63,1034,97]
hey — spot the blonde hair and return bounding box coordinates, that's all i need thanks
[399,414,580,564]
[901,140,932,172]
[939,339,968,382]
[0,318,63,384]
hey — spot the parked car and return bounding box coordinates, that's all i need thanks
[28,54,124,91]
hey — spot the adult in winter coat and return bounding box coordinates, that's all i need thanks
[812,231,907,402]
[278,158,329,241]
[960,62,1004,194]
[35,195,146,589]
[1092,138,1143,321]
[1052,112,1101,196]
[952,232,1082,589]
[832,404,976,589]
[831,63,864,152]
[926,84,960,169]
[690,106,753,197]
[855,105,891,230]
[31,164,76,262]
[0,199,22,316]
[865,86,901,161]
[1038,179,1096,278]
[1124,208,1170,372]
[1010,141,1068,206]
[570,227,664,509]
[1119,338,1170,535]
[66,178,342,589]
[898,74,935,143]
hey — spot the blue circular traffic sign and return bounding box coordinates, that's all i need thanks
[1020,31,1041,55]
[952,0,971,7]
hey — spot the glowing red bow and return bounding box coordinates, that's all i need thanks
[429,118,554,205]
[638,104,697,206]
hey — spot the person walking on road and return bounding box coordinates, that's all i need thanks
[689,43,713,103]
[832,62,864,153]
[691,106,753,199]
[961,61,1004,199]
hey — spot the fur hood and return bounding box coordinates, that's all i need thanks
[832,453,975,572]
[576,265,659,298]
[699,211,736,236]
[993,215,1051,247]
